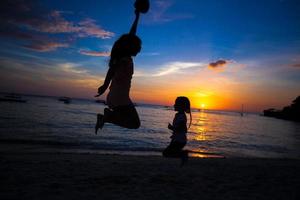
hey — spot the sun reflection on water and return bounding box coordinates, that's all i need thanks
[189,152,224,158]
[190,110,212,142]
[187,110,220,156]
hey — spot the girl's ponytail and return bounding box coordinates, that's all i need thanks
[185,101,192,130]
[177,96,192,129]
[188,111,192,129]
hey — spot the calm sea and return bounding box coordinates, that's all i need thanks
[0,95,299,158]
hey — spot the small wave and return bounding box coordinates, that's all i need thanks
[38,105,49,108]
[0,138,164,152]
[62,110,96,116]
[0,138,81,147]
[0,116,17,120]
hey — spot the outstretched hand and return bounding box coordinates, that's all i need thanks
[168,123,173,130]
[95,85,107,97]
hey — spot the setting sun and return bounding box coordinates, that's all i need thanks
[201,104,205,108]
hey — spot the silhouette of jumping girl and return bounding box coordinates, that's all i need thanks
[95,0,149,133]
[163,96,192,166]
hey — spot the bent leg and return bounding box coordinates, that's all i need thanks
[104,105,140,129]
[163,141,186,158]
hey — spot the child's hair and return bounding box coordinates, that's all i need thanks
[109,34,141,68]
[175,96,192,129]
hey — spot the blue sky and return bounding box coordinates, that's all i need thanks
[0,0,299,112]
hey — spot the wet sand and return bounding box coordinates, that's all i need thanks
[1,150,300,200]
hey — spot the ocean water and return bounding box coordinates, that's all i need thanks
[0,95,299,158]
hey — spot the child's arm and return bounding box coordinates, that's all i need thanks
[173,122,187,133]
[168,123,174,131]
[129,10,140,35]
[95,67,115,97]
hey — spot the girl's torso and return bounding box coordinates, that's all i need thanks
[171,112,187,143]
[107,57,133,107]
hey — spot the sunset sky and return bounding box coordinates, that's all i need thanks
[0,0,299,112]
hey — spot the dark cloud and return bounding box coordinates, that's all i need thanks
[208,60,228,68]
[0,0,114,52]
[291,63,300,68]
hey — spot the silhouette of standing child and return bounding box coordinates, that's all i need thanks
[95,8,143,133]
[163,96,192,166]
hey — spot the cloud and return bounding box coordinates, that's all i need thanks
[291,63,300,68]
[141,52,160,56]
[136,61,204,77]
[79,49,110,57]
[0,0,114,52]
[0,26,71,52]
[207,59,232,72]
[154,62,202,76]
[23,41,69,52]
[195,91,214,97]
[77,18,114,39]
[22,10,78,34]
[136,59,240,77]
[23,12,114,38]
[0,56,103,96]
[208,60,229,68]
[148,0,193,23]
[0,55,100,83]
[136,59,237,77]
[59,63,89,75]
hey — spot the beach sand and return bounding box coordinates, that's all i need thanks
[1,148,300,200]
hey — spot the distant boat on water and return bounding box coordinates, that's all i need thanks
[0,93,27,103]
[240,104,244,117]
[58,96,71,104]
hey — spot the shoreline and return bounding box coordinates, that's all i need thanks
[1,141,299,159]
[1,151,300,200]
[0,142,226,158]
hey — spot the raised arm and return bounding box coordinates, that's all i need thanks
[129,10,140,35]
[130,0,150,34]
